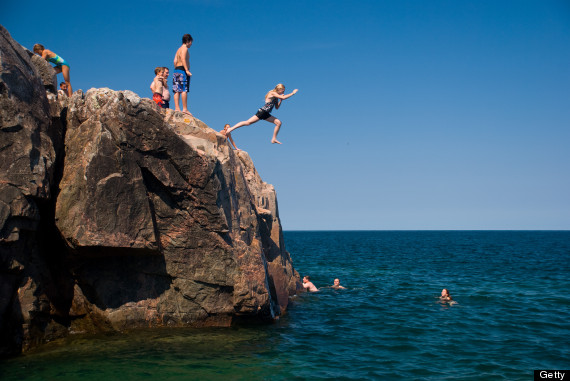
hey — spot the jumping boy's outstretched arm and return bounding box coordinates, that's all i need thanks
[270,89,298,100]
[271,89,298,109]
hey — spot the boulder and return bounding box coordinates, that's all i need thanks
[28,51,58,94]
[0,24,300,356]
[0,24,63,356]
[55,89,300,331]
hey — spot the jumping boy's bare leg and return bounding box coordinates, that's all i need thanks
[267,117,282,144]
[226,115,260,133]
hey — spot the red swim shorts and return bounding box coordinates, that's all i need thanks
[153,93,164,105]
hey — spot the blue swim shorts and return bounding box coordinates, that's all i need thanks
[172,70,190,93]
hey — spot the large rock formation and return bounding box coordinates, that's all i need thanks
[0,24,64,356]
[0,25,300,356]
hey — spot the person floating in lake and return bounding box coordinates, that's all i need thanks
[302,276,318,292]
[219,124,239,151]
[440,288,457,305]
[33,44,72,97]
[172,33,193,115]
[331,278,346,289]
[223,84,298,144]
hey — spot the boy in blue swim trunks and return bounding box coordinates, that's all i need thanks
[172,34,193,115]
[33,44,72,97]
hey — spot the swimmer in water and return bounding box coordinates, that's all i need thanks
[302,276,319,292]
[440,288,457,305]
[331,278,346,289]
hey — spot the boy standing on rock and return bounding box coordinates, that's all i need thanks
[172,34,193,115]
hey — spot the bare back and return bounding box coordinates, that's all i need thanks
[174,45,189,69]
[153,77,163,94]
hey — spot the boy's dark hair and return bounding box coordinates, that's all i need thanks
[33,44,45,53]
[182,34,193,44]
[60,82,66,87]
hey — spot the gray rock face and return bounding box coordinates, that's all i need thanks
[0,24,64,356]
[29,53,58,94]
[0,25,300,356]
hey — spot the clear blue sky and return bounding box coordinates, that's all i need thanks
[3,0,569,230]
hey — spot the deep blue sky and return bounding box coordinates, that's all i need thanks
[2,0,569,230]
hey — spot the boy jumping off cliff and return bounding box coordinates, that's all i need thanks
[33,44,72,97]
[223,84,298,144]
[172,34,193,115]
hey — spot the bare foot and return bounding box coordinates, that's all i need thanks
[271,139,282,144]
[182,110,193,116]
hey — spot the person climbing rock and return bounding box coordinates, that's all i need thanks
[33,44,72,97]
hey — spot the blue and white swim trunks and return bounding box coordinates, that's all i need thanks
[172,69,190,93]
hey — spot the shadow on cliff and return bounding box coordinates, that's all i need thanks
[0,241,25,357]
[0,102,72,356]
[212,160,239,246]
[71,249,170,310]
[41,107,170,318]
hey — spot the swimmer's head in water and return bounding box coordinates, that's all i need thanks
[333,279,340,286]
[303,276,310,283]
[441,288,450,297]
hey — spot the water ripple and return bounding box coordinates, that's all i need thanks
[2,231,569,380]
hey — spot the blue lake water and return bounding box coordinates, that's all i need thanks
[2,231,569,380]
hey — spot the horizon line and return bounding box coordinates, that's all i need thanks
[283,229,570,232]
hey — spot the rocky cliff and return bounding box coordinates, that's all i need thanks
[0,25,300,356]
